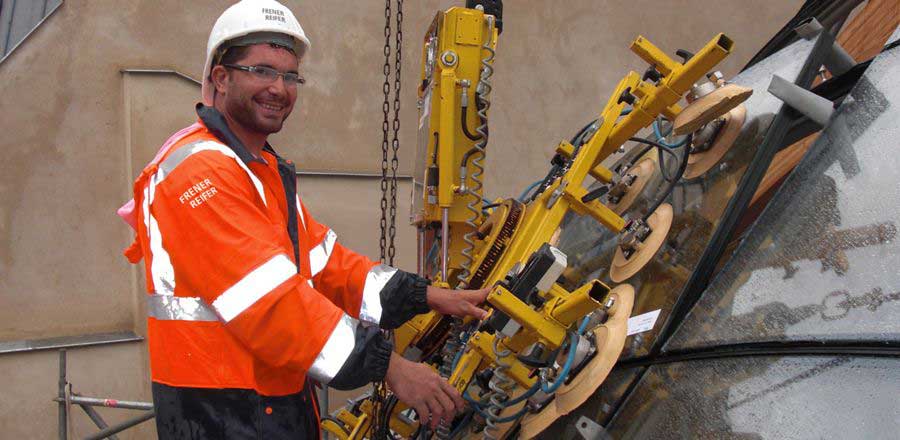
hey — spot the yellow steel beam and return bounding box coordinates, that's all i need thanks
[488,285,567,348]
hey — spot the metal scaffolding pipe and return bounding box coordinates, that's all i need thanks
[76,400,121,440]
[58,350,67,440]
[82,411,156,440]
[57,395,154,411]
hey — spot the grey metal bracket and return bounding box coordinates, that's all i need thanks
[768,74,835,126]
[575,415,613,440]
[795,18,856,76]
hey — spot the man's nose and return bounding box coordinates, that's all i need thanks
[267,75,288,96]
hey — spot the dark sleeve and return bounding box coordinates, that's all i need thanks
[328,323,394,390]
[378,270,432,330]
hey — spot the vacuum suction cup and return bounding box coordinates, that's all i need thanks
[673,84,751,136]
[608,157,656,215]
[520,284,635,438]
[683,105,746,179]
[609,203,673,283]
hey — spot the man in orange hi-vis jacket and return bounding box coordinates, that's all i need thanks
[119,0,489,437]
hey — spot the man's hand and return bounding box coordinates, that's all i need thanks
[426,286,490,320]
[385,353,465,429]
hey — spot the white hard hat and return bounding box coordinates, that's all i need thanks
[201,0,311,105]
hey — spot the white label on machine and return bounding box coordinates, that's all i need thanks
[626,309,661,336]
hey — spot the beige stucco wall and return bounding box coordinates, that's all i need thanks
[0,0,800,437]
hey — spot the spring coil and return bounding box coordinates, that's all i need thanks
[483,337,513,440]
[435,325,465,439]
[458,16,496,288]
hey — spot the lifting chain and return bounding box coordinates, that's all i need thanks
[379,0,402,266]
[374,1,402,439]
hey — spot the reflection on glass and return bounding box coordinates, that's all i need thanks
[667,46,900,351]
[555,36,821,359]
[606,357,900,439]
[535,367,644,438]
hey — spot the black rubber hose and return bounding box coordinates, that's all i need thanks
[570,119,599,146]
[461,147,479,170]
[641,134,692,223]
[374,396,400,439]
[628,137,681,162]
[461,105,483,141]
[628,137,680,182]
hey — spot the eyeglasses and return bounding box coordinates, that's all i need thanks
[222,64,306,86]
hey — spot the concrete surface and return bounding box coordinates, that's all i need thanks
[0,0,800,437]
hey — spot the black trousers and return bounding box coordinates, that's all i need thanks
[152,381,320,439]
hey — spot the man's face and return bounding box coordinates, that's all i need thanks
[217,44,299,136]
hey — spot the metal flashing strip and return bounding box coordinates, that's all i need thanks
[120,68,201,85]
[0,331,143,355]
[296,170,413,179]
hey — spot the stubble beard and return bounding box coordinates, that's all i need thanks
[225,91,291,136]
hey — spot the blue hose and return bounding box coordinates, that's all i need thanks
[518,179,543,202]
[540,333,579,394]
[652,119,688,148]
[577,315,591,335]
[450,329,475,372]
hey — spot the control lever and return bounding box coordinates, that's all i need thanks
[675,48,695,63]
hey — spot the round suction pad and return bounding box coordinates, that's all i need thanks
[519,284,635,438]
[607,157,656,215]
[556,283,634,413]
[609,203,673,283]
[673,84,752,136]
[683,105,746,180]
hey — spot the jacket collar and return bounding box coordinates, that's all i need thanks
[195,103,278,165]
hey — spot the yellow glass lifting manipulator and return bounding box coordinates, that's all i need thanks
[322,14,737,438]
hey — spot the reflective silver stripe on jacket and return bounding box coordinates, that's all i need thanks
[144,139,268,297]
[309,229,337,278]
[307,313,358,383]
[147,295,218,321]
[359,264,396,326]
[156,140,267,206]
[212,254,297,322]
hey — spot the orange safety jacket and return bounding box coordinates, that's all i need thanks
[124,105,429,437]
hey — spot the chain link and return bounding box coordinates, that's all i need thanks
[387,0,403,266]
[379,0,392,264]
[373,1,401,438]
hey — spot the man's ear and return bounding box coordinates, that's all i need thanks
[210,65,230,95]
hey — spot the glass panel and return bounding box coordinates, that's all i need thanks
[667,44,900,350]
[1,0,63,61]
[555,35,822,359]
[534,367,644,438]
[606,356,900,440]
